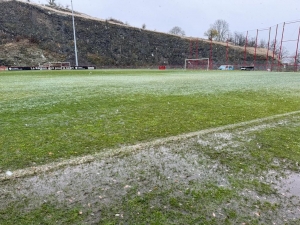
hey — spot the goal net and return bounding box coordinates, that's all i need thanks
[38,62,71,70]
[184,58,210,70]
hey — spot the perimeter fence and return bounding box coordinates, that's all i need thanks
[187,20,300,72]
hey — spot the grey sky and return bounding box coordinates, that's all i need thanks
[36,0,300,54]
[36,0,299,36]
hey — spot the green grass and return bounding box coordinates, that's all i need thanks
[76,117,300,224]
[1,69,300,170]
[0,202,84,225]
[1,69,300,224]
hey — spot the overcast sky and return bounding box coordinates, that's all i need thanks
[35,0,300,53]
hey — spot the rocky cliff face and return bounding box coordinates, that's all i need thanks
[0,0,270,68]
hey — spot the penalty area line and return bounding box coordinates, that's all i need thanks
[1,110,300,181]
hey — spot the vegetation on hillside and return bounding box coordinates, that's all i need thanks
[0,1,272,67]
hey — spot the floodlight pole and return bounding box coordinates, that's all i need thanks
[244,31,248,66]
[254,29,258,68]
[278,22,286,71]
[295,27,300,72]
[226,38,229,66]
[266,27,271,71]
[209,38,213,70]
[71,0,78,67]
[271,24,278,71]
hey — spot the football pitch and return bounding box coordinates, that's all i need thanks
[1,69,300,224]
[1,69,300,171]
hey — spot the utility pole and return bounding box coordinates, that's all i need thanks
[71,0,78,67]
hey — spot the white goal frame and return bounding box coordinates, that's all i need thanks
[184,58,210,71]
[38,62,71,70]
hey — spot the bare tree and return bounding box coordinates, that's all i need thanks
[169,26,185,36]
[48,0,56,5]
[229,32,246,46]
[206,19,230,42]
[288,53,300,64]
[204,28,218,41]
[280,47,289,61]
[247,37,256,47]
[229,32,264,48]
[259,39,267,48]
[270,40,289,60]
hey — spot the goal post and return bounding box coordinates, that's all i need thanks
[38,62,71,70]
[184,58,210,70]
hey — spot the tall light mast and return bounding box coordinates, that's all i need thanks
[71,0,78,67]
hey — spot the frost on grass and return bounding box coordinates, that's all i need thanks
[2,71,300,113]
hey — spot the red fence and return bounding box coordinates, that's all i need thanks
[0,66,7,71]
[188,20,300,72]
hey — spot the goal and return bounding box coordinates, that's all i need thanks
[184,58,210,70]
[38,62,71,70]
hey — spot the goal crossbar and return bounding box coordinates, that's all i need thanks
[38,62,71,70]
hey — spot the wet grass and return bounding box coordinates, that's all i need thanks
[1,70,300,171]
[0,201,84,225]
[1,70,300,224]
[92,117,300,224]
[99,186,237,225]
[252,125,300,169]
[0,116,300,224]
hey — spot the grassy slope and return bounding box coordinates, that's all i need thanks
[1,70,300,170]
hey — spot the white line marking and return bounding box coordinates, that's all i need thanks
[1,110,300,181]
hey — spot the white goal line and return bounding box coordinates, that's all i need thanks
[1,110,300,181]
